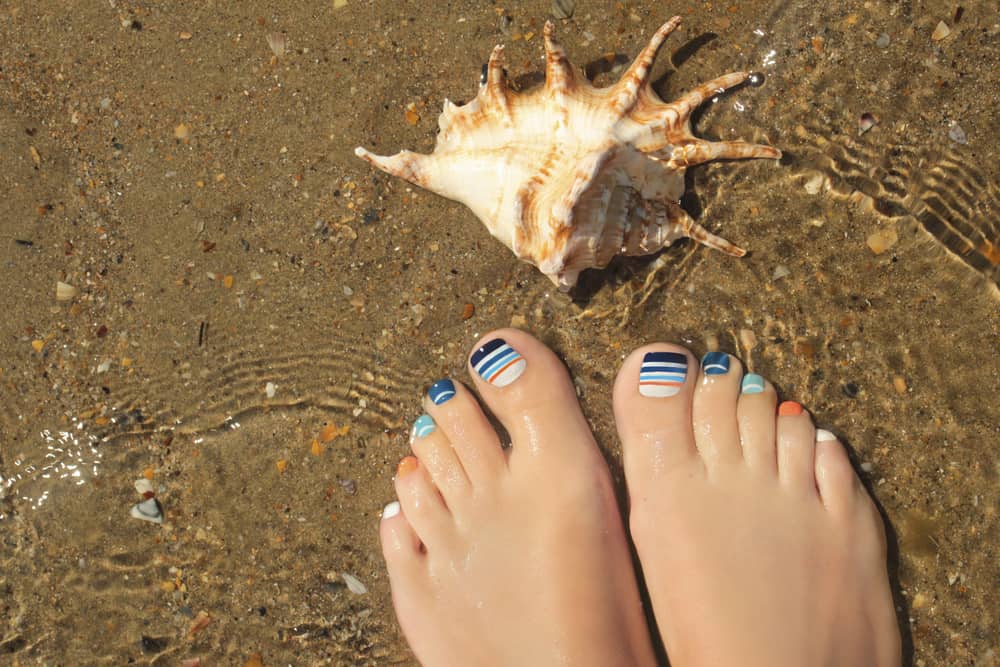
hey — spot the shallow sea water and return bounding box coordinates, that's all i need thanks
[1,1,997,665]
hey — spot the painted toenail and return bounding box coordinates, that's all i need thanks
[639,351,687,397]
[741,373,766,394]
[778,401,803,416]
[411,414,436,441]
[397,456,419,476]
[701,351,731,375]
[428,379,456,405]
[381,500,401,520]
[816,428,837,442]
[470,338,526,387]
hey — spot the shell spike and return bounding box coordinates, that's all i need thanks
[483,44,511,115]
[354,147,431,188]
[613,16,683,113]
[669,70,751,122]
[668,139,782,168]
[669,201,746,256]
[543,21,575,93]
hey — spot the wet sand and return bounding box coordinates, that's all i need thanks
[1,1,997,664]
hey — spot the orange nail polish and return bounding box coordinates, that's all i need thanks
[778,401,803,416]
[396,456,419,477]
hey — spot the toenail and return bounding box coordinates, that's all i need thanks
[470,338,526,387]
[701,351,731,376]
[741,373,766,394]
[428,379,456,405]
[816,428,837,442]
[411,414,436,441]
[381,500,401,520]
[397,456,419,477]
[639,351,687,397]
[778,401,803,416]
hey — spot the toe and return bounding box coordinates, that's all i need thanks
[422,379,505,487]
[736,373,778,473]
[394,456,453,550]
[776,401,818,493]
[409,413,472,507]
[691,352,744,467]
[467,329,597,472]
[614,343,700,485]
[813,430,860,514]
[380,500,424,569]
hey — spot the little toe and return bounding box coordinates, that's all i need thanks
[409,413,471,507]
[776,401,818,493]
[614,343,700,485]
[813,430,861,514]
[736,373,778,473]
[467,329,597,471]
[421,378,505,486]
[691,352,744,467]
[394,456,453,550]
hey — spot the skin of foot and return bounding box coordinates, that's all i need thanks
[614,345,902,667]
[380,329,657,667]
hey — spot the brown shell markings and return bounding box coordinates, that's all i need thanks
[356,17,782,290]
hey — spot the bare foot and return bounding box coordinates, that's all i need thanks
[380,329,656,666]
[614,346,902,667]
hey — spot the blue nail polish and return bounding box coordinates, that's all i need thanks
[428,379,456,405]
[411,414,436,440]
[701,351,731,375]
[741,373,765,394]
[470,338,526,387]
[639,351,687,397]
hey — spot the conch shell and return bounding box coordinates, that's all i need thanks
[356,17,781,290]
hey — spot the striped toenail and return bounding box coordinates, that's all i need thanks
[471,338,526,387]
[381,500,401,520]
[816,429,837,442]
[411,414,436,440]
[639,351,687,397]
[778,401,803,416]
[428,379,456,405]
[701,351,731,375]
[741,373,766,394]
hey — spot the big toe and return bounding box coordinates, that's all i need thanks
[467,329,601,475]
[613,343,701,492]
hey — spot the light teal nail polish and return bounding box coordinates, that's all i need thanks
[411,414,435,440]
[741,373,765,394]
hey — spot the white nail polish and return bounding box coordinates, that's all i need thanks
[816,428,837,442]
[382,501,401,520]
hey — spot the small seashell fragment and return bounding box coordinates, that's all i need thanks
[174,123,191,141]
[875,32,890,48]
[551,0,575,20]
[772,265,790,281]
[134,478,155,496]
[858,112,877,135]
[265,382,277,398]
[947,122,967,145]
[131,497,164,524]
[56,281,79,301]
[342,572,368,595]
[332,0,348,8]
[803,173,824,195]
[266,32,287,58]
[930,21,951,41]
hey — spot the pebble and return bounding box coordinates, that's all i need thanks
[893,376,908,394]
[947,122,967,144]
[342,572,368,595]
[339,479,357,495]
[265,382,277,398]
[875,32,890,48]
[803,173,824,195]
[842,381,860,398]
[858,112,877,135]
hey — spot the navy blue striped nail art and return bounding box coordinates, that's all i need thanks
[428,379,456,405]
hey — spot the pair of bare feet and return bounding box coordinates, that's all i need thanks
[379,329,902,666]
